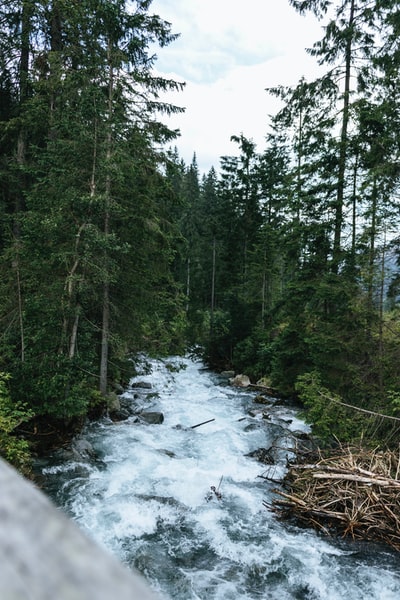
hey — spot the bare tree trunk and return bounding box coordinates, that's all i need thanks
[64,117,98,358]
[210,237,216,332]
[99,282,110,395]
[12,0,32,362]
[332,0,355,271]
[99,39,114,396]
[350,152,359,275]
[367,177,378,310]
[378,229,386,397]
[69,309,80,359]
[261,245,267,329]
[185,257,190,313]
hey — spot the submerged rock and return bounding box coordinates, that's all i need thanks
[71,439,96,460]
[131,381,152,389]
[254,394,272,405]
[110,409,130,422]
[157,449,176,458]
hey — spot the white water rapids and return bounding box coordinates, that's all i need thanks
[39,356,400,599]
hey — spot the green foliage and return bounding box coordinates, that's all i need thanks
[231,327,273,382]
[1,0,400,464]
[387,390,400,417]
[9,357,94,420]
[204,309,233,369]
[295,371,358,444]
[269,325,313,396]
[0,0,188,457]
[0,373,33,474]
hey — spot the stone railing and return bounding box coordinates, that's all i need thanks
[0,457,159,599]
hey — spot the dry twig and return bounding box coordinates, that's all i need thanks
[268,445,400,551]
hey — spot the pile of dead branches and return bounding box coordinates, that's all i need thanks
[265,445,400,551]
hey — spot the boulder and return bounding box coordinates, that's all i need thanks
[109,409,130,422]
[229,374,251,387]
[139,411,164,425]
[243,422,263,432]
[71,439,96,460]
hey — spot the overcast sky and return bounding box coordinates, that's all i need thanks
[150,0,324,173]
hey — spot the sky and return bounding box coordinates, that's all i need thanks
[150,0,325,173]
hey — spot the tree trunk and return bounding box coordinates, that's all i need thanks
[367,176,378,309]
[99,282,110,396]
[332,0,355,271]
[210,236,216,332]
[12,0,32,362]
[378,230,386,396]
[350,152,359,275]
[185,256,191,313]
[99,39,114,395]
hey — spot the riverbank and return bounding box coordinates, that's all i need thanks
[36,357,400,599]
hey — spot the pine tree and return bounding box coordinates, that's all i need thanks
[0,0,185,423]
[289,0,377,270]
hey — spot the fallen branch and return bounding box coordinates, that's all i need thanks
[318,391,400,422]
[312,472,400,488]
[267,445,400,552]
[190,418,215,429]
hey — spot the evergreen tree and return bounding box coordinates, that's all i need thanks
[289,0,378,270]
[0,0,185,433]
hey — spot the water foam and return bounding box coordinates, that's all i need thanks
[40,356,400,599]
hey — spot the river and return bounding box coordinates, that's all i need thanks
[37,356,400,599]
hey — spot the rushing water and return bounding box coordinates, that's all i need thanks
[38,356,400,599]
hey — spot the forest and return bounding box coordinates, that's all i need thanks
[1,0,400,473]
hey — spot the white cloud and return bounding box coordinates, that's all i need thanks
[150,0,325,172]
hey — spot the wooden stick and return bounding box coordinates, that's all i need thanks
[190,418,215,429]
[312,472,400,488]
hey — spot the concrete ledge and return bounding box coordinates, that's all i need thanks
[0,457,159,599]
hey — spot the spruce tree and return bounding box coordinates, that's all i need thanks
[0,0,185,425]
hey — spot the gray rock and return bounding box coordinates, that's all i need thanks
[139,411,164,425]
[157,449,176,458]
[71,439,96,460]
[131,381,152,389]
[229,374,251,387]
[109,409,130,422]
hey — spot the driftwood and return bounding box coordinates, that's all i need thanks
[191,418,215,429]
[0,457,158,599]
[267,446,400,551]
